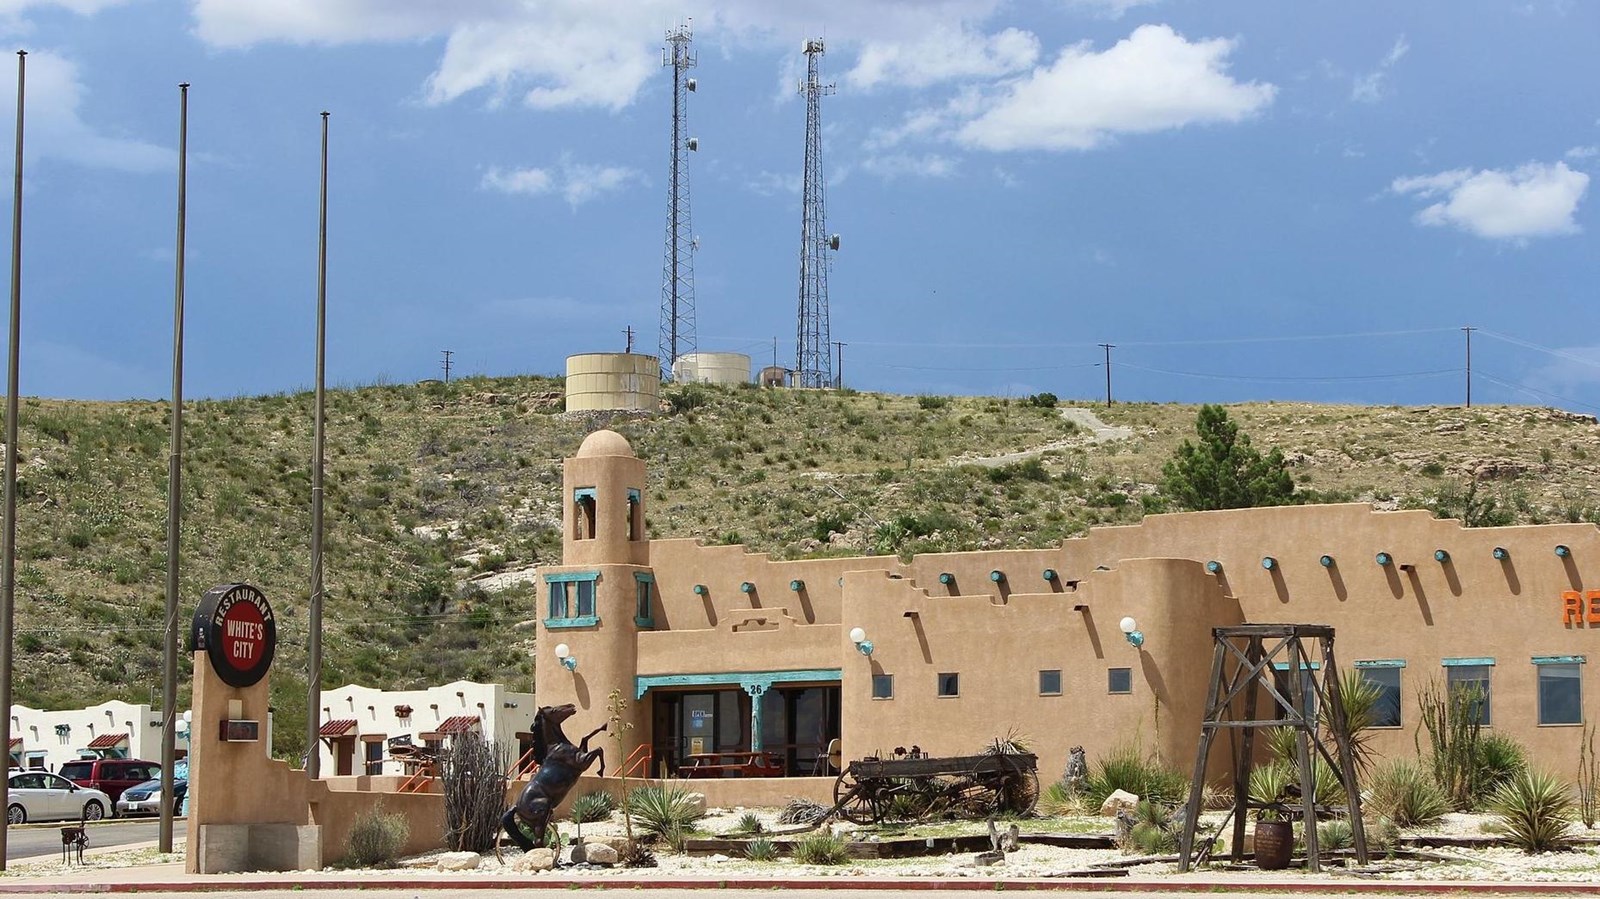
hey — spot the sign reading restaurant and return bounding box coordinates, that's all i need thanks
[191,583,276,688]
[1562,591,1600,626]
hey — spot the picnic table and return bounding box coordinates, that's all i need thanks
[679,751,784,778]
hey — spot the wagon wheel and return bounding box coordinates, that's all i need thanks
[833,769,883,825]
[999,768,1041,815]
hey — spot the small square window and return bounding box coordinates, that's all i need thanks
[547,582,569,619]
[1357,666,1403,728]
[1446,663,1492,726]
[872,674,894,700]
[1108,667,1132,694]
[937,673,960,697]
[1538,662,1582,725]
[1039,669,1062,695]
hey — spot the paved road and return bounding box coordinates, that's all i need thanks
[5,817,172,861]
[0,892,1571,899]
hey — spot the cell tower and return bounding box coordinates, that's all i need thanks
[659,21,699,379]
[795,38,840,389]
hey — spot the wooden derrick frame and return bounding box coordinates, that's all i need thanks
[1177,624,1368,872]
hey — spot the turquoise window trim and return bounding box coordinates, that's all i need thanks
[634,668,843,700]
[573,487,597,502]
[1443,657,1495,667]
[544,615,599,629]
[634,572,656,628]
[1355,659,1407,669]
[1534,655,1587,665]
[1271,661,1322,671]
[545,570,601,583]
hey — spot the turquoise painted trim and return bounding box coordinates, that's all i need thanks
[740,582,756,593]
[693,584,707,595]
[1271,661,1322,671]
[1493,546,1510,560]
[573,487,597,502]
[627,488,641,502]
[1206,560,1222,574]
[1042,569,1058,581]
[1376,552,1393,566]
[634,572,656,583]
[990,570,1005,582]
[634,573,656,629]
[1355,659,1407,669]
[1534,655,1587,665]
[1320,555,1335,568]
[790,579,805,592]
[1261,557,1276,571]
[1557,544,1572,558]
[545,570,600,583]
[1435,549,1451,563]
[634,668,844,700]
[1443,657,1495,667]
[545,615,600,629]
[939,573,954,585]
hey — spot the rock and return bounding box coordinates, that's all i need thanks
[1100,789,1139,816]
[512,848,557,871]
[708,853,731,862]
[435,851,481,871]
[683,792,708,814]
[581,842,619,865]
[973,850,1005,866]
[588,836,634,854]
[396,856,435,869]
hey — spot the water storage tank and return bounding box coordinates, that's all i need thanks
[565,353,661,412]
[672,352,752,386]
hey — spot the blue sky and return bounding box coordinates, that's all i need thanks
[3,0,1598,409]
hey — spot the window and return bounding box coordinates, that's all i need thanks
[1272,662,1320,720]
[1536,657,1584,726]
[544,572,600,627]
[1445,660,1493,726]
[547,581,569,620]
[575,579,596,617]
[627,488,642,541]
[1039,670,1062,696]
[573,487,597,540]
[635,575,655,627]
[937,673,960,697]
[1108,668,1132,694]
[1355,662,1404,728]
[364,739,385,775]
[872,674,894,700]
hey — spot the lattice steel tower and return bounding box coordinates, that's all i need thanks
[659,22,699,379]
[795,38,840,389]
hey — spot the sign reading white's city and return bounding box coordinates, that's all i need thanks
[190,583,277,688]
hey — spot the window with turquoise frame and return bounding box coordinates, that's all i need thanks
[634,573,655,628]
[1535,656,1584,726]
[545,571,600,628]
[627,488,642,541]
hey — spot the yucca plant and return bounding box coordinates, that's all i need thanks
[745,836,778,862]
[733,812,764,835]
[1473,732,1529,806]
[568,790,617,824]
[1322,669,1383,775]
[793,831,851,865]
[1084,743,1187,809]
[1489,769,1575,853]
[1038,779,1086,816]
[626,784,706,840]
[1367,758,1450,828]
[1248,760,1295,821]
[1317,819,1353,852]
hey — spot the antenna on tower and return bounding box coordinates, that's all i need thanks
[795,37,839,389]
[659,20,699,380]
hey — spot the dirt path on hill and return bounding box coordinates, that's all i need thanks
[958,407,1133,468]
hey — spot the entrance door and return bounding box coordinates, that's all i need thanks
[759,686,840,775]
[682,693,716,757]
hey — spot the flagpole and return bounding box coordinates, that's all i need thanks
[158,81,189,855]
[0,49,28,872]
[307,111,328,779]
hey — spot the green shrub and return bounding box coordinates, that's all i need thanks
[793,831,850,865]
[734,811,764,835]
[569,790,617,824]
[1130,821,1176,854]
[1248,761,1294,819]
[1368,758,1450,828]
[345,802,410,868]
[626,784,705,839]
[1039,779,1086,816]
[744,836,778,862]
[1086,745,1187,809]
[1474,733,1529,805]
[916,395,949,410]
[1317,819,1353,852]
[1027,392,1058,408]
[1490,769,1575,853]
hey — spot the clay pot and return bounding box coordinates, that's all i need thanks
[1253,819,1294,870]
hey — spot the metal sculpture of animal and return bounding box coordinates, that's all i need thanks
[501,703,607,852]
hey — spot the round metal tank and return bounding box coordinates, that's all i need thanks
[672,352,752,386]
[565,353,661,412]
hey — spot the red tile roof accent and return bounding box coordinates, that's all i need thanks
[86,733,128,749]
[7,737,19,747]
[319,719,357,737]
[438,715,480,735]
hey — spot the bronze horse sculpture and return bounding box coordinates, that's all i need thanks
[501,703,607,851]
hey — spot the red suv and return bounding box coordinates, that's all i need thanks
[57,759,160,813]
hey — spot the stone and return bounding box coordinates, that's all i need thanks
[1100,789,1139,816]
[396,856,435,869]
[512,848,557,871]
[435,851,481,871]
[973,850,1005,866]
[683,792,708,814]
[581,842,618,866]
[589,836,634,854]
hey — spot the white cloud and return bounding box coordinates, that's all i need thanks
[846,25,1038,90]
[955,24,1277,152]
[1350,36,1408,103]
[0,50,170,172]
[1391,160,1588,241]
[745,170,802,196]
[1567,145,1599,161]
[860,153,957,179]
[481,157,643,208]
[1059,0,1162,18]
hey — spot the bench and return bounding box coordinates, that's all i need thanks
[680,751,784,778]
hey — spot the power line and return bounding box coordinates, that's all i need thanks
[700,326,1458,352]
[1477,330,1600,371]
[1117,362,1459,384]
[1473,370,1600,414]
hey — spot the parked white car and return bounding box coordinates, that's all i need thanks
[7,770,110,823]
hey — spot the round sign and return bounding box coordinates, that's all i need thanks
[191,583,276,688]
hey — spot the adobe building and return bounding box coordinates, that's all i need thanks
[537,429,1600,791]
[312,680,535,777]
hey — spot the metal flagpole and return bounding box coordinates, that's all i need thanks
[307,111,328,779]
[158,81,189,855]
[0,49,27,872]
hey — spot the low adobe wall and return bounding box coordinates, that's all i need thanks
[558,774,835,813]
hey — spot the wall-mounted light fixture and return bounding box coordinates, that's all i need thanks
[1261,557,1277,571]
[554,643,578,672]
[1206,560,1222,574]
[1557,545,1572,558]
[848,627,874,657]
[1042,569,1058,582]
[790,579,805,592]
[989,570,1005,583]
[1493,546,1510,560]
[1434,549,1451,563]
[1320,555,1335,568]
[1118,617,1145,649]
[1376,552,1393,567]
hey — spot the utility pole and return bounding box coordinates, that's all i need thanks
[623,326,634,353]
[0,49,26,872]
[307,110,329,781]
[832,341,846,389]
[1099,343,1115,407]
[440,349,453,384]
[1462,326,1475,408]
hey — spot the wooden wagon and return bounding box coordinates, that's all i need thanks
[827,752,1040,825]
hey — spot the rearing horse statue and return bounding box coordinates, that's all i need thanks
[501,703,606,851]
